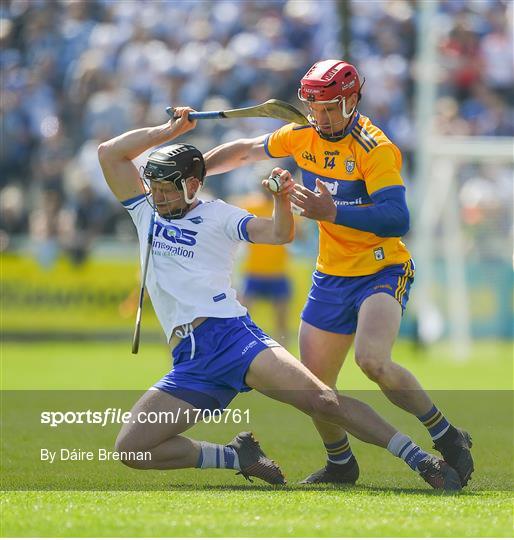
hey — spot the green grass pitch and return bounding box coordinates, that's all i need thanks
[1,338,512,537]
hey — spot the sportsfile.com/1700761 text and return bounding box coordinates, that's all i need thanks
[40,408,251,427]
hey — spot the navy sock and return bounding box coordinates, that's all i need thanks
[417,405,451,441]
[325,435,353,465]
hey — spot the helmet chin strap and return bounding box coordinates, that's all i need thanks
[314,103,356,142]
[341,97,357,119]
[159,181,202,220]
[181,178,202,205]
[302,96,357,142]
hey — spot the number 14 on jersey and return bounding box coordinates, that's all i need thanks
[324,157,336,169]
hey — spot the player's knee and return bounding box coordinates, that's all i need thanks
[308,389,342,422]
[355,352,386,382]
[115,433,147,469]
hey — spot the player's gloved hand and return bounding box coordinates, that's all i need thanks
[262,167,295,199]
[288,178,337,222]
[169,106,197,136]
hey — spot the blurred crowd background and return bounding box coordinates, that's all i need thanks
[1,0,512,263]
[1,0,513,342]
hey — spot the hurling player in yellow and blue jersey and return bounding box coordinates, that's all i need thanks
[204,60,473,486]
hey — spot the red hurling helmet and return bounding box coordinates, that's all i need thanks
[299,59,363,123]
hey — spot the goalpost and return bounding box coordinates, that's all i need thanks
[412,1,514,359]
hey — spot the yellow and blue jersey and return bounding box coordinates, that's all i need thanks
[264,111,411,277]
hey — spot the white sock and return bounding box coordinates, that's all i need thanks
[387,432,412,457]
[196,442,240,470]
[387,432,429,472]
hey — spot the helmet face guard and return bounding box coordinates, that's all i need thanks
[297,91,350,142]
[141,143,205,219]
[298,59,363,141]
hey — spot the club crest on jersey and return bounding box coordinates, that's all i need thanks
[345,158,356,174]
[374,247,385,261]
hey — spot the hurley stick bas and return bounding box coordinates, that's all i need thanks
[166,99,309,125]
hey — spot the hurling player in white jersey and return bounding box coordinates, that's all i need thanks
[97,107,461,489]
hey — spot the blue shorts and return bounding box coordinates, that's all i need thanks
[301,260,415,334]
[242,275,291,300]
[153,315,279,411]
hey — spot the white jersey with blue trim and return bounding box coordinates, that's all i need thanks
[123,194,254,342]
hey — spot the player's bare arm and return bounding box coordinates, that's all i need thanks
[203,134,269,177]
[246,168,295,245]
[97,107,197,201]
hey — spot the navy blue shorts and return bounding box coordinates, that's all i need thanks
[154,315,279,411]
[301,260,415,335]
[242,275,291,300]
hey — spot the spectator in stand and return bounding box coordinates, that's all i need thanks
[60,182,110,265]
[0,184,27,251]
[0,0,511,265]
[29,187,66,268]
